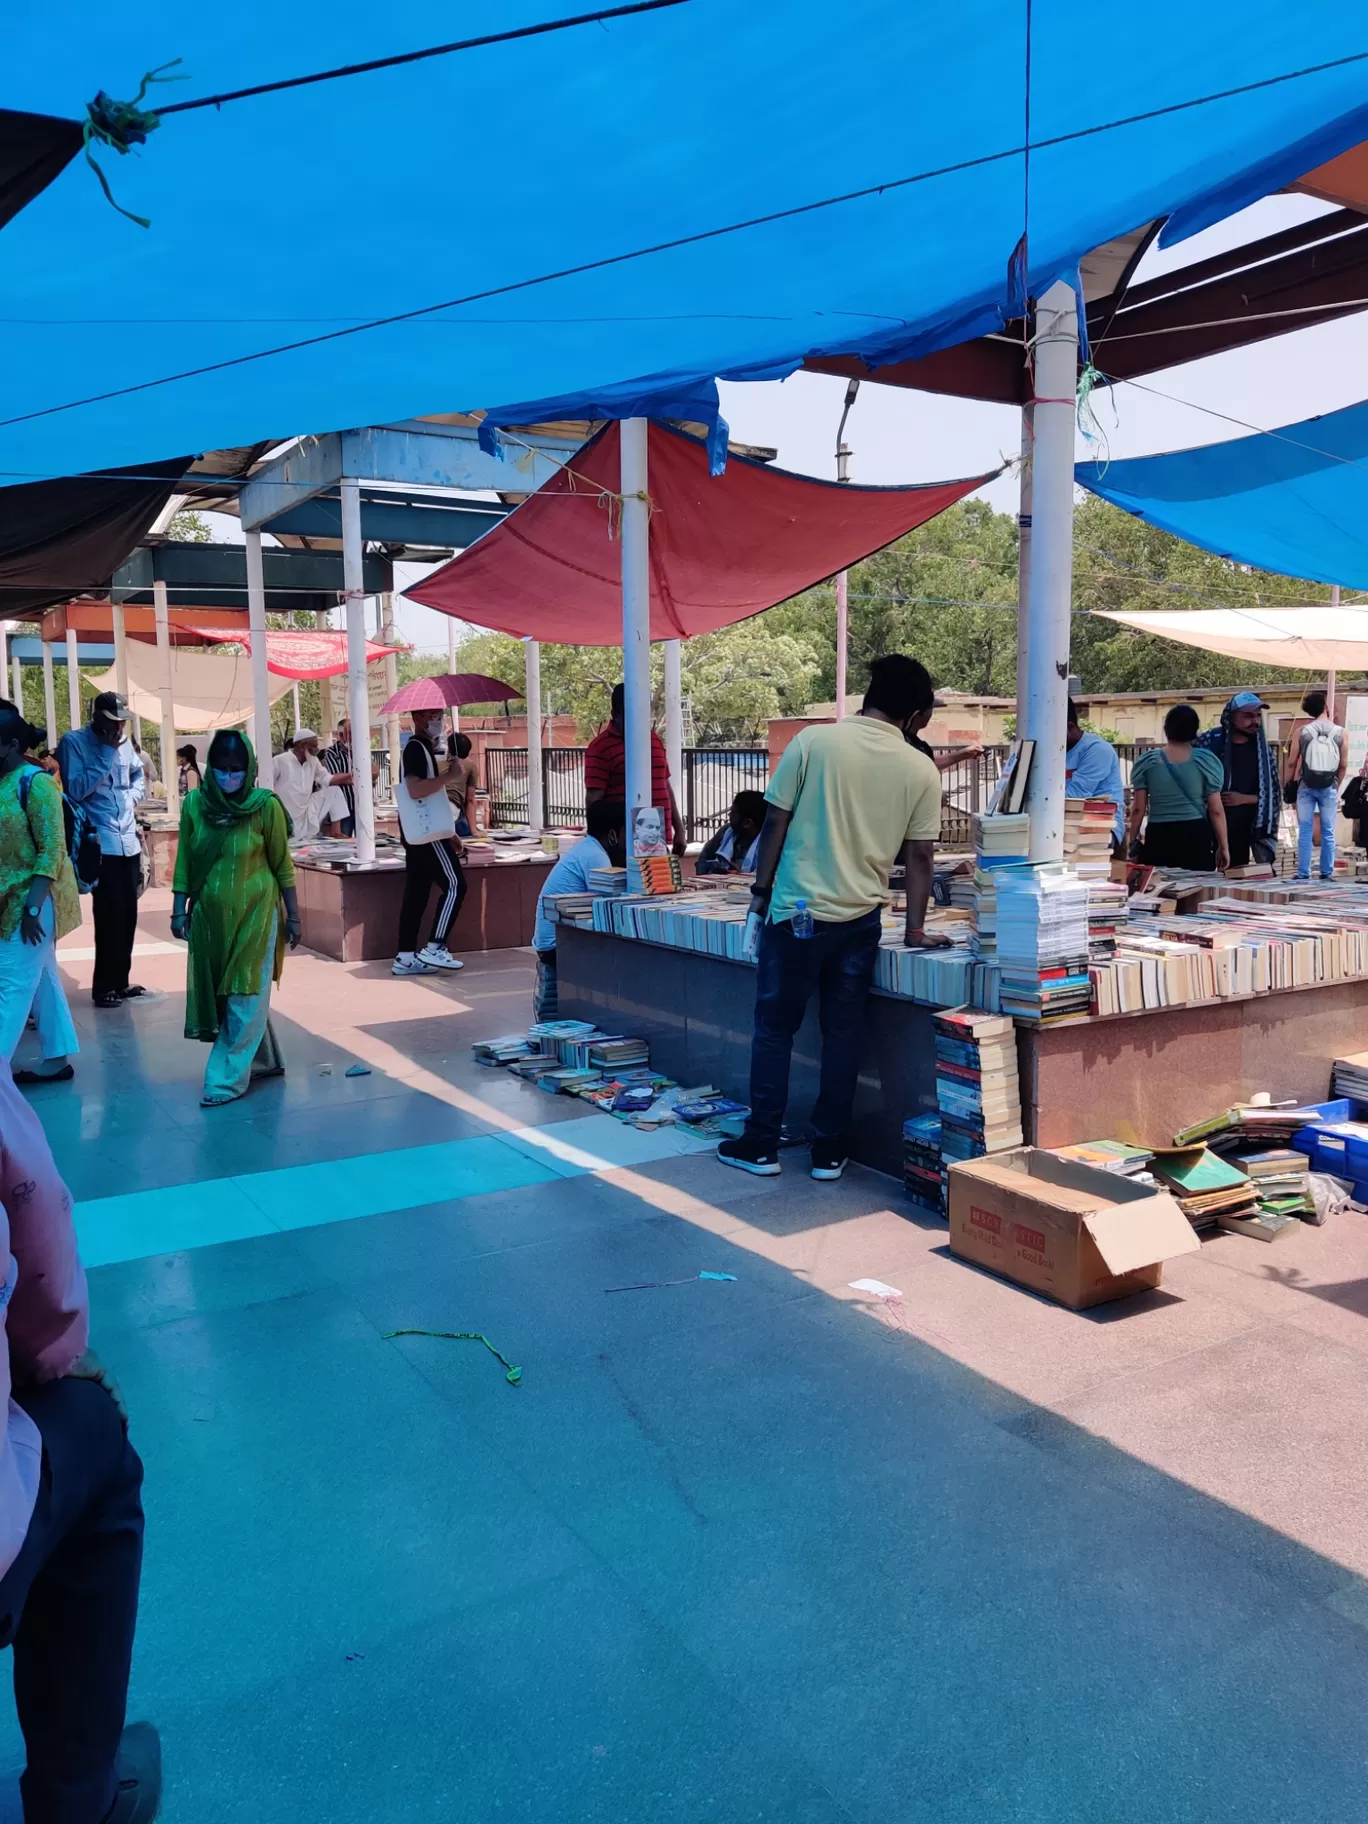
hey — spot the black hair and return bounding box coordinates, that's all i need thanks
[177,744,197,762]
[453,732,472,759]
[1067,698,1083,728]
[731,790,768,828]
[585,798,626,843]
[1164,703,1200,742]
[207,729,249,770]
[862,654,934,722]
[610,682,625,720]
[0,700,41,754]
[1302,689,1328,718]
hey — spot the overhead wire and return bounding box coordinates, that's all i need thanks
[11,43,1368,431]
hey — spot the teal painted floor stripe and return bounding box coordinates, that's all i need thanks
[73,1115,715,1269]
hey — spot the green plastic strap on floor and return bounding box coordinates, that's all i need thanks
[383,1328,523,1385]
[83,60,186,227]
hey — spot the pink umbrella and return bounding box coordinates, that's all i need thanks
[379,672,520,715]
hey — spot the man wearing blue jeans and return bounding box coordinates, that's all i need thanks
[1289,688,1346,881]
[718,655,945,1182]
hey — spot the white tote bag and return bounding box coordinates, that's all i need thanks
[395,779,457,845]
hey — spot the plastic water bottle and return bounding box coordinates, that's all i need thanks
[792,899,814,939]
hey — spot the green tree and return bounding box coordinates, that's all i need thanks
[166,509,212,542]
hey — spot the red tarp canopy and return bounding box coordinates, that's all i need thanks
[404,421,993,644]
[163,622,401,679]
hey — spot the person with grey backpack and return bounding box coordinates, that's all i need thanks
[1287,689,1347,881]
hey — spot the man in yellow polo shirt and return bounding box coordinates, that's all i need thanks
[718,654,948,1182]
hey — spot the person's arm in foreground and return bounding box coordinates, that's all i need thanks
[748,806,792,916]
[264,797,301,946]
[18,773,66,946]
[54,731,93,806]
[2,1073,88,1386]
[694,828,729,874]
[170,794,195,941]
[934,743,984,773]
[1207,792,1231,872]
[901,839,949,948]
[127,741,146,808]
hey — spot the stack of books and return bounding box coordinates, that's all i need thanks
[1332,1051,1368,1100]
[902,1113,945,1214]
[971,812,1031,868]
[1050,1138,1154,1176]
[588,1037,651,1068]
[875,942,1003,1012]
[544,892,598,928]
[1086,880,1128,958]
[1235,1148,1315,1220]
[1062,798,1116,878]
[1149,1146,1262,1232]
[933,1009,1023,1167]
[626,854,683,894]
[996,864,1092,1023]
[587,866,627,895]
[1173,1103,1327,1153]
[472,1034,542,1066]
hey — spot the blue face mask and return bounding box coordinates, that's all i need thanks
[212,768,246,794]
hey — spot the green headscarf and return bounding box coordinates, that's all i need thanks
[184,730,291,899]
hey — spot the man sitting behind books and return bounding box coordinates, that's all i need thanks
[1065,700,1125,849]
[695,791,767,875]
[531,801,627,1020]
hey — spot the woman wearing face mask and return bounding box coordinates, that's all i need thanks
[0,702,81,1084]
[394,709,466,976]
[170,730,301,1106]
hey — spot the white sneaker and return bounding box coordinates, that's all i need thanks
[418,943,464,971]
[392,953,435,977]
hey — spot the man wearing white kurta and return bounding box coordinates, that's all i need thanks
[271,730,348,840]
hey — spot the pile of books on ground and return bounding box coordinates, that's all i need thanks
[996,864,1092,1023]
[1159,1101,1328,1238]
[1148,1146,1269,1235]
[1332,1050,1368,1100]
[1050,1138,1154,1176]
[472,1019,678,1119]
[933,1009,1023,1174]
[902,1113,945,1214]
[1062,798,1116,879]
[626,853,683,894]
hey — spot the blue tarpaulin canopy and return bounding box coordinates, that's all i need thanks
[4,2,1368,478]
[1077,398,1368,590]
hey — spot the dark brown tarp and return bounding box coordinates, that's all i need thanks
[0,108,83,232]
[0,460,190,616]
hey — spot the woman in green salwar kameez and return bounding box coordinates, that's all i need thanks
[171,731,301,1107]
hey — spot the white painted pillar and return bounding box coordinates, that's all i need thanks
[834,572,849,718]
[341,479,375,863]
[663,637,684,784]
[620,419,653,853]
[380,591,400,806]
[291,681,302,731]
[1328,582,1341,720]
[65,628,81,727]
[447,617,458,673]
[10,651,21,712]
[111,599,129,702]
[0,627,9,706]
[154,579,179,819]
[1015,401,1034,720]
[525,638,545,832]
[41,640,57,744]
[1022,282,1077,864]
[244,528,273,768]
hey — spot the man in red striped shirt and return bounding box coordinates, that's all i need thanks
[583,683,686,856]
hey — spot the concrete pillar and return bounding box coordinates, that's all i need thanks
[341,480,375,863]
[663,637,683,783]
[620,418,652,853]
[65,628,81,727]
[111,599,129,701]
[1022,283,1077,864]
[1015,401,1034,717]
[154,579,179,819]
[380,591,400,806]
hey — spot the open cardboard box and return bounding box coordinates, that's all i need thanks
[947,1147,1200,1309]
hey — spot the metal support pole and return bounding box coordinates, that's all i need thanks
[244,528,273,764]
[111,599,129,702]
[341,479,376,863]
[663,637,683,785]
[380,591,400,805]
[291,681,302,730]
[154,579,179,820]
[65,629,81,727]
[10,652,21,713]
[1022,282,1077,864]
[1015,401,1034,720]
[834,573,849,719]
[525,638,545,832]
[1328,582,1341,720]
[41,641,57,744]
[620,418,652,853]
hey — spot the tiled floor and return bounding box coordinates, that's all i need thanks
[3,892,1368,1819]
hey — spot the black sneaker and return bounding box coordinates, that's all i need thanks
[716,1136,781,1176]
[810,1140,848,1181]
[106,1722,162,1823]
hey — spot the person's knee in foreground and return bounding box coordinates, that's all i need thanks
[0,1067,155,1822]
[718,653,946,1183]
[530,800,627,1018]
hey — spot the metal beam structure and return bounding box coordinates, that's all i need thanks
[111,542,391,610]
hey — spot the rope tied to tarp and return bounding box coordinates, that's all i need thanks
[83,60,187,227]
[1075,361,1113,472]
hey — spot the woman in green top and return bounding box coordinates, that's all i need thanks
[1127,704,1231,871]
[171,730,301,1107]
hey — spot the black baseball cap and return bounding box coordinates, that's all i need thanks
[92,691,130,722]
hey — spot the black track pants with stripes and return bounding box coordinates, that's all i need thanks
[396,837,467,954]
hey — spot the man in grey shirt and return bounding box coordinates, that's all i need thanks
[55,693,145,1008]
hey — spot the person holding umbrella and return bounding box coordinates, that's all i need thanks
[392,705,467,976]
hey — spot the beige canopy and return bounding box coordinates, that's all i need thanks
[1092,605,1368,671]
[88,645,295,733]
